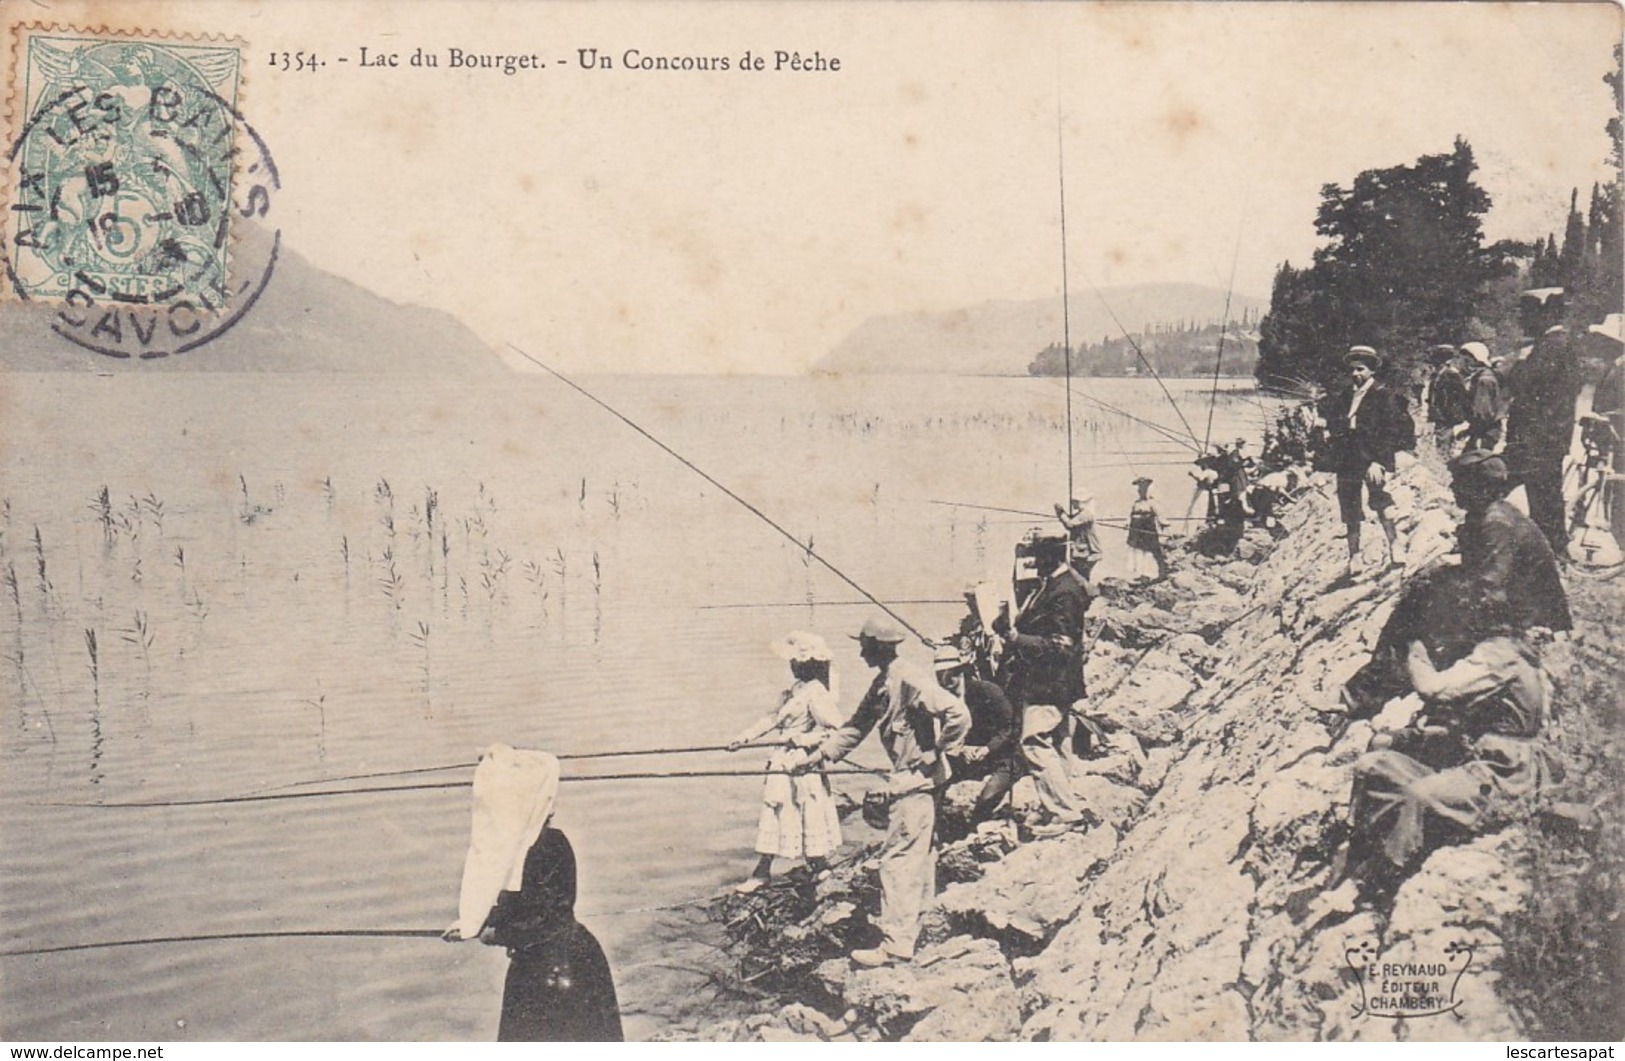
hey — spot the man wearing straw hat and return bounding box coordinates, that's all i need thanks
[1324,345,1408,576]
[1458,341,1504,454]
[804,617,970,967]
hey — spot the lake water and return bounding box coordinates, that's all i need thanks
[0,371,1270,1040]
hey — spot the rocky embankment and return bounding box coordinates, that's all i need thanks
[671,456,1622,1042]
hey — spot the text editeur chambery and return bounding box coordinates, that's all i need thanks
[267,46,843,75]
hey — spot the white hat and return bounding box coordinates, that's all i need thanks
[1459,341,1492,366]
[1589,314,1624,346]
[771,631,833,662]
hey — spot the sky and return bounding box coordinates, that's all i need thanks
[15,1,1623,373]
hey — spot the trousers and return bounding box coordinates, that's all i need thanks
[877,790,937,958]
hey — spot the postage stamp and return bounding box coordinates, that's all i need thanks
[2,25,279,359]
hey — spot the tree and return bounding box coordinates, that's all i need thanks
[1256,138,1517,391]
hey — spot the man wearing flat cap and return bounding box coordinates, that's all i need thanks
[1505,288,1581,553]
[805,617,969,967]
[1323,345,1410,576]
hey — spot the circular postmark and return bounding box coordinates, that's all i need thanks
[4,33,279,359]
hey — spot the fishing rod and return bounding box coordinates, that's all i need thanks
[41,767,892,810]
[1201,203,1249,455]
[1037,376,1202,454]
[250,741,808,795]
[1058,99,1076,501]
[510,344,930,644]
[1074,269,1204,448]
[697,598,961,611]
[0,929,445,959]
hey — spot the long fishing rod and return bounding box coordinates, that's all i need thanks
[1058,100,1075,501]
[41,767,891,810]
[1202,204,1248,455]
[510,344,930,644]
[0,929,445,959]
[697,598,961,611]
[1072,270,1204,448]
[250,741,808,795]
[1036,376,1202,454]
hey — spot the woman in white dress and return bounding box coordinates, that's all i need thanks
[727,631,845,892]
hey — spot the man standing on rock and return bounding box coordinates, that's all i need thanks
[996,530,1094,755]
[1323,345,1409,577]
[803,618,970,967]
[1505,288,1582,554]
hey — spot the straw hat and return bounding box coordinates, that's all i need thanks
[1458,342,1492,367]
[932,643,968,672]
[770,630,833,663]
[1345,346,1382,370]
[852,617,906,644]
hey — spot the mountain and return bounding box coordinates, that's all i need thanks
[0,224,508,375]
[815,283,1266,376]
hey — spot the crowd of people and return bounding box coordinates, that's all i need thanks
[716,285,1618,970]
[432,284,1618,1033]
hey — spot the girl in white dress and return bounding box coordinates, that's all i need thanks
[727,631,845,892]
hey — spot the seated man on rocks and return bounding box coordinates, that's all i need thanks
[1334,450,1567,897]
[1339,624,1550,897]
[1341,450,1570,721]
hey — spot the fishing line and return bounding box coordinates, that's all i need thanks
[40,767,891,810]
[509,344,930,644]
[1037,376,1202,454]
[1202,195,1250,455]
[1069,268,1204,448]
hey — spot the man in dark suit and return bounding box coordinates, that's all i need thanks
[1505,288,1581,554]
[1323,345,1409,577]
[997,531,1091,714]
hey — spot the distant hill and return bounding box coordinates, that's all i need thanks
[815,283,1266,376]
[0,224,507,375]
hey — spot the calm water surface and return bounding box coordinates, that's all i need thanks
[0,371,1269,1040]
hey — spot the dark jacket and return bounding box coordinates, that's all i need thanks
[963,676,1016,762]
[1323,381,1408,476]
[1458,499,1572,636]
[1506,328,1581,459]
[485,828,623,1042]
[1003,566,1092,708]
[1428,362,1470,427]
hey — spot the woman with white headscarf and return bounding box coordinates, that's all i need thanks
[726,631,845,893]
[443,745,622,1041]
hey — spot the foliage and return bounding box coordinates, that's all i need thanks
[1029,317,1259,379]
[1256,139,1520,391]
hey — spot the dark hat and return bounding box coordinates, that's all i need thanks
[852,616,905,643]
[1346,346,1381,370]
[1133,475,1154,486]
[1449,449,1508,485]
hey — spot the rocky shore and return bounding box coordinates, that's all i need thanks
[662,455,1623,1042]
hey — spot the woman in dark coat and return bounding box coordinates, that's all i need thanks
[444,745,622,1042]
[483,826,622,1041]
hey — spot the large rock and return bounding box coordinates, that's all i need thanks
[819,937,1022,1041]
[937,828,1118,943]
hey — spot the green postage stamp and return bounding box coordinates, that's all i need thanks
[3,26,275,358]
